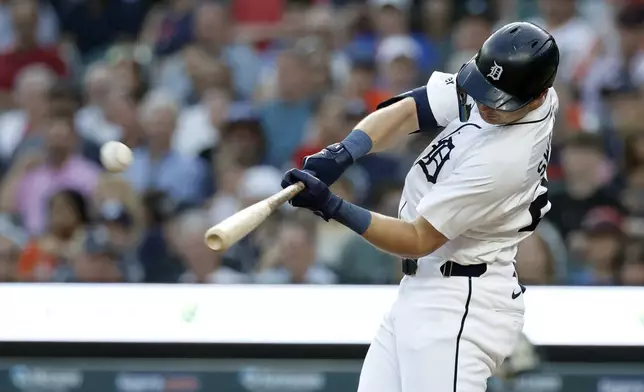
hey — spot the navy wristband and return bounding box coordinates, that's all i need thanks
[332,199,372,235]
[340,129,372,161]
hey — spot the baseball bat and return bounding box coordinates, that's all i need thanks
[204,182,305,252]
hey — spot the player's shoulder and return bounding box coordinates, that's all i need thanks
[425,70,456,89]
[456,124,537,191]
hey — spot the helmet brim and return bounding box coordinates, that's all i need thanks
[456,59,531,112]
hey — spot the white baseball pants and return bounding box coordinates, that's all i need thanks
[357,265,525,392]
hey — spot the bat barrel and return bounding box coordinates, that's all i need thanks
[205,230,226,252]
[204,182,305,252]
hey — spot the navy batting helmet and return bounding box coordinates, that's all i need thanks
[455,22,559,122]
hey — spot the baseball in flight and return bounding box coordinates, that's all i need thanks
[100,141,133,172]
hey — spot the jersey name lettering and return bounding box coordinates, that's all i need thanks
[537,133,552,177]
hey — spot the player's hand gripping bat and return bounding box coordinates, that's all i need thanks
[204,182,305,251]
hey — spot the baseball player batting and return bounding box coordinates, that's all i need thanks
[281,21,559,392]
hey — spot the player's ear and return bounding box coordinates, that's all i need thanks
[528,91,548,110]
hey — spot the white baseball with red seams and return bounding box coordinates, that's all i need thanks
[100,141,133,172]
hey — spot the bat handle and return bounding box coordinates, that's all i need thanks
[265,181,306,210]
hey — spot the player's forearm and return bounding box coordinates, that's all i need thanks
[333,202,440,259]
[362,213,437,258]
[354,97,419,153]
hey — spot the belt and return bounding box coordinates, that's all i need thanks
[402,258,487,277]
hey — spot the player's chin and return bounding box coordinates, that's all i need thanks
[479,113,502,124]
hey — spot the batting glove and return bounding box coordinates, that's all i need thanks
[281,169,343,221]
[301,143,354,187]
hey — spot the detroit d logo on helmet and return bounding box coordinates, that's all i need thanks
[487,61,503,81]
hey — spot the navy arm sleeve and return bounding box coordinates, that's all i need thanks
[376,86,438,133]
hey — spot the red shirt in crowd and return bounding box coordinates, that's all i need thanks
[0,46,67,91]
[291,144,322,168]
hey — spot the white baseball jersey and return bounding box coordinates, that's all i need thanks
[399,71,557,267]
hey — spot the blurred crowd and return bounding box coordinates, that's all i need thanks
[0,0,642,286]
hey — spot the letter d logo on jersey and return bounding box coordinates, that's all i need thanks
[416,137,455,184]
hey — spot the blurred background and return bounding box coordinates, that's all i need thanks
[0,0,642,391]
[0,0,642,287]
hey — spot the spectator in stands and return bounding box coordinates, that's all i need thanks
[444,14,492,73]
[94,173,144,228]
[198,110,269,203]
[0,0,66,106]
[254,213,337,284]
[0,0,59,52]
[48,81,102,165]
[103,88,147,150]
[75,62,121,145]
[548,134,622,243]
[106,43,150,102]
[0,65,55,169]
[96,199,142,268]
[581,4,644,132]
[568,207,625,285]
[199,106,266,170]
[515,232,556,285]
[291,94,353,167]
[62,226,137,283]
[258,49,316,168]
[141,0,195,58]
[17,189,89,282]
[344,59,389,113]
[0,240,19,282]
[0,109,100,235]
[205,148,246,226]
[182,45,236,105]
[419,0,454,66]
[157,0,260,103]
[516,219,569,285]
[375,35,421,95]
[172,209,248,284]
[123,90,208,206]
[625,132,644,174]
[53,199,145,283]
[533,0,599,86]
[296,38,335,98]
[137,191,186,283]
[51,0,151,64]
[300,5,351,88]
[0,214,27,282]
[252,0,319,99]
[173,87,229,158]
[620,240,644,286]
[622,139,644,221]
[48,80,79,116]
[357,0,439,74]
